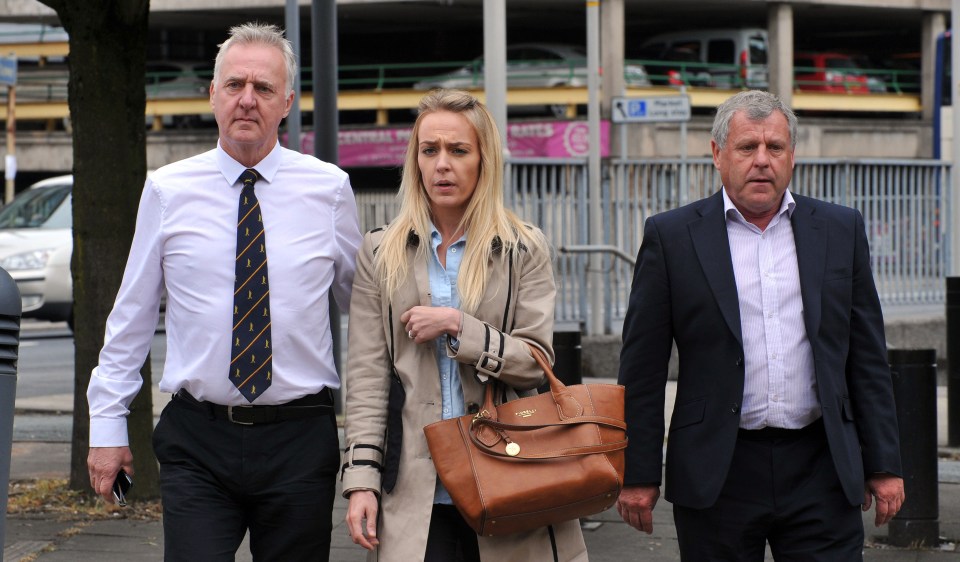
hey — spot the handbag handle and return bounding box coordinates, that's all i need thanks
[474,414,626,433]
[529,344,586,419]
[468,426,627,460]
[469,341,627,460]
[477,343,585,423]
[469,413,627,460]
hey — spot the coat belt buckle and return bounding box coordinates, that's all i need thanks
[227,405,255,425]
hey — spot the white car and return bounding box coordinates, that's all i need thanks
[0,175,73,326]
[413,43,651,118]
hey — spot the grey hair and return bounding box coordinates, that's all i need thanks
[711,90,798,150]
[213,22,297,96]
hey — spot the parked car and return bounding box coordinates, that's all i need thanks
[145,60,212,99]
[794,52,873,94]
[412,42,651,118]
[0,175,73,326]
[856,53,918,94]
[0,173,160,329]
[636,28,769,89]
[633,44,713,87]
[146,61,215,128]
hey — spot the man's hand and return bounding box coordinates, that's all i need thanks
[87,446,134,504]
[616,484,660,534]
[863,473,905,527]
[345,490,380,550]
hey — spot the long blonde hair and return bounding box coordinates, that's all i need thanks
[374,89,546,313]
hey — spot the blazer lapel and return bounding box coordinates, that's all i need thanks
[689,191,743,346]
[790,196,826,341]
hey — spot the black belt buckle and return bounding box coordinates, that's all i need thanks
[227,405,255,425]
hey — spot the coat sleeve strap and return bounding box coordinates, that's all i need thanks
[340,443,384,479]
[474,323,506,382]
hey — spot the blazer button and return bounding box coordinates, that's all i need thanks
[731,403,740,414]
[735,357,743,366]
[466,402,480,414]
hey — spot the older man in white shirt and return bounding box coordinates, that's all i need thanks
[86,22,361,562]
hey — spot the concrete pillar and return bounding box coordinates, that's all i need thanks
[601,0,625,157]
[767,2,794,108]
[601,0,624,117]
[483,0,508,141]
[922,12,946,123]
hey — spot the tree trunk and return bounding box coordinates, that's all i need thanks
[38,0,159,500]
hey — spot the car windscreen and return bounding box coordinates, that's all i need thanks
[0,184,71,229]
[749,37,768,64]
[826,57,862,73]
[706,39,734,65]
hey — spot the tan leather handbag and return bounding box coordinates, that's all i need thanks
[423,345,627,536]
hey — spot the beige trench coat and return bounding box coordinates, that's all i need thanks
[341,226,588,562]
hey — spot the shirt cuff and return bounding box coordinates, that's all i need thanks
[89,417,130,448]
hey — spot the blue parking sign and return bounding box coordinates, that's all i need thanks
[0,56,16,87]
[612,96,690,123]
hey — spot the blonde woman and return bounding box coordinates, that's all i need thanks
[341,89,587,561]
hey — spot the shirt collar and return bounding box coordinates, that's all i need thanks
[216,141,283,187]
[722,187,796,223]
[428,222,467,250]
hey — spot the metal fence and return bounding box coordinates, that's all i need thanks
[354,157,951,334]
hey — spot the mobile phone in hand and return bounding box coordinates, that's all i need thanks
[112,470,133,506]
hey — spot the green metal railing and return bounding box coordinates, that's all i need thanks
[6,57,925,105]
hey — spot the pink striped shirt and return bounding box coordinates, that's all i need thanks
[723,188,821,430]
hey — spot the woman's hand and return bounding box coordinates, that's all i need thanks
[345,490,380,550]
[401,306,461,344]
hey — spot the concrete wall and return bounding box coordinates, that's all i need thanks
[3,131,220,173]
[4,0,951,16]
[3,118,937,176]
[582,313,948,383]
[627,117,935,160]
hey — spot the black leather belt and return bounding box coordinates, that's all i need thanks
[173,388,334,425]
[738,417,824,440]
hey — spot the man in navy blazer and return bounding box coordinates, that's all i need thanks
[616,90,905,560]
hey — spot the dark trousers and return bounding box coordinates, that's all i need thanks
[152,397,340,562]
[673,420,863,561]
[424,503,481,562]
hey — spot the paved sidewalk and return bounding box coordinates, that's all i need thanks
[6,382,960,561]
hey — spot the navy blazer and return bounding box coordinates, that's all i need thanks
[618,190,903,509]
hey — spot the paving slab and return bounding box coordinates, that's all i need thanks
[6,382,960,561]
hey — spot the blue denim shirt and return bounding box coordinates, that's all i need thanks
[428,225,466,505]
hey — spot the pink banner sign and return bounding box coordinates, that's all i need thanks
[288,120,610,168]
[505,120,610,159]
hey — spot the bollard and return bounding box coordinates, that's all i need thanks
[887,348,939,548]
[0,266,22,555]
[947,277,960,446]
[539,329,582,393]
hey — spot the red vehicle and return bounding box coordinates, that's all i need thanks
[794,52,870,94]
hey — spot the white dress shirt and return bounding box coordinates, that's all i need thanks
[723,188,821,430]
[88,142,363,447]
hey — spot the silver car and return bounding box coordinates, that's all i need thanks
[413,43,651,118]
[0,175,73,326]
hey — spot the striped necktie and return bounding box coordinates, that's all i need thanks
[231,168,272,402]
